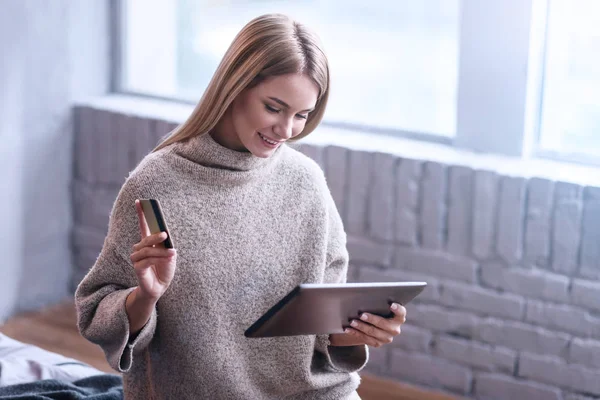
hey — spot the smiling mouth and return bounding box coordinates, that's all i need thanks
[258,132,281,146]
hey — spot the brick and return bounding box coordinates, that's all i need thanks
[167,122,179,133]
[294,143,324,169]
[524,178,554,268]
[472,170,499,260]
[496,176,526,264]
[393,324,432,352]
[357,266,440,303]
[346,263,360,283]
[433,336,516,374]
[473,318,569,358]
[440,281,525,320]
[72,248,100,290]
[362,346,389,375]
[551,182,583,274]
[324,146,349,221]
[368,152,396,242]
[108,113,137,182]
[72,225,106,254]
[71,266,91,294]
[73,106,95,183]
[346,150,373,236]
[93,109,129,185]
[568,338,600,369]
[571,279,600,312]
[580,186,600,279]
[480,262,569,302]
[526,300,600,337]
[395,247,478,284]
[519,352,600,396]
[152,119,175,149]
[129,116,155,171]
[420,162,447,250]
[409,304,479,337]
[474,372,562,400]
[389,349,472,394]
[347,237,393,267]
[395,158,421,246]
[446,166,473,256]
[72,180,118,233]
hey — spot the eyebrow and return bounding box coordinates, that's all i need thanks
[267,97,314,113]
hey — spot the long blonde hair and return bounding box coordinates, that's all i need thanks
[154,13,330,152]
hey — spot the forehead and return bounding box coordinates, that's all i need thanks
[253,74,319,109]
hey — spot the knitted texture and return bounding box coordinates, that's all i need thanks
[75,133,368,400]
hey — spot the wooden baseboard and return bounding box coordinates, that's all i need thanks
[357,374,463,400]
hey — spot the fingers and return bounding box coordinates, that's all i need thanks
[357,312,401,335]
[130,246,176,263]
[135,200,151,239]
[348,318,396,346]
[390,303,407,324]
[345,304,408,348]
[344,326,391,348]
[133,232,169,252]
[133,256,174,272]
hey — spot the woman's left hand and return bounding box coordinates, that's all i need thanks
[328,303,407,348]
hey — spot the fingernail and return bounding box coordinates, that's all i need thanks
[345,328,351,334]
[360,313,368,321]
[391,303,398,310]
[351,320,358,327]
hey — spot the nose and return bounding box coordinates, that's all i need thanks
[274,117,293,140]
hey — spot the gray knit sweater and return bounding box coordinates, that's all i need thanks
[75,132,369,400]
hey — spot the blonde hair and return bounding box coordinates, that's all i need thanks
[154,13,330,152]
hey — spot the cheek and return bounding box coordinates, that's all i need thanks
[232,101,258,135]
[252,111,274,130]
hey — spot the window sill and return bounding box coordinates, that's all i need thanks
[78,94,600,187]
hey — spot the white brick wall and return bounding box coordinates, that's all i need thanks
[72,106,600,399]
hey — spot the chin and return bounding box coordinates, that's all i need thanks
[250,150,272,159]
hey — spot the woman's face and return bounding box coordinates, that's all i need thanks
[214,73,319,158]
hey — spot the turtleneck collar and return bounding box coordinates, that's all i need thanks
[166,132,285,184]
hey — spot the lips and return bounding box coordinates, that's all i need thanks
[258,132,282,147]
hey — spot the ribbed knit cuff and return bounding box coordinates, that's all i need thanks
[316,335,369,373]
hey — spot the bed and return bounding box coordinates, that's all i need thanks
[0,333,123,399]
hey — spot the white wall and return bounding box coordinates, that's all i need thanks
[0,0,109,321]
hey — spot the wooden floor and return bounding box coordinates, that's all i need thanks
[0,301,460,400]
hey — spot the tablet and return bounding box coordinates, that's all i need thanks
[244,282,427,338]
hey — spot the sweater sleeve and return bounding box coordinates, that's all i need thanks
[314,188,369,373]
[74,175,158,373]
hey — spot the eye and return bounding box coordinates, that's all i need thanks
[265,104,280,113]
[296,114,308,120]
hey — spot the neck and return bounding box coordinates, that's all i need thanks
[210,109,247,152]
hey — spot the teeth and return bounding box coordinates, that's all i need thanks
[260,133,278,145]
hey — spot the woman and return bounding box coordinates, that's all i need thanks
[75,13,406,400]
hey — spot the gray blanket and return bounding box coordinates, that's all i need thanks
[0,374,123,399]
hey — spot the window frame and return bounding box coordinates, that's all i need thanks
[111,0,600,166]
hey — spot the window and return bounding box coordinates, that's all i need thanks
[538,0,600,158]
[117,0,600,163]
[120,0,459,138]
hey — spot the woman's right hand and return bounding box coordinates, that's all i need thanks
[130,200,177,301]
